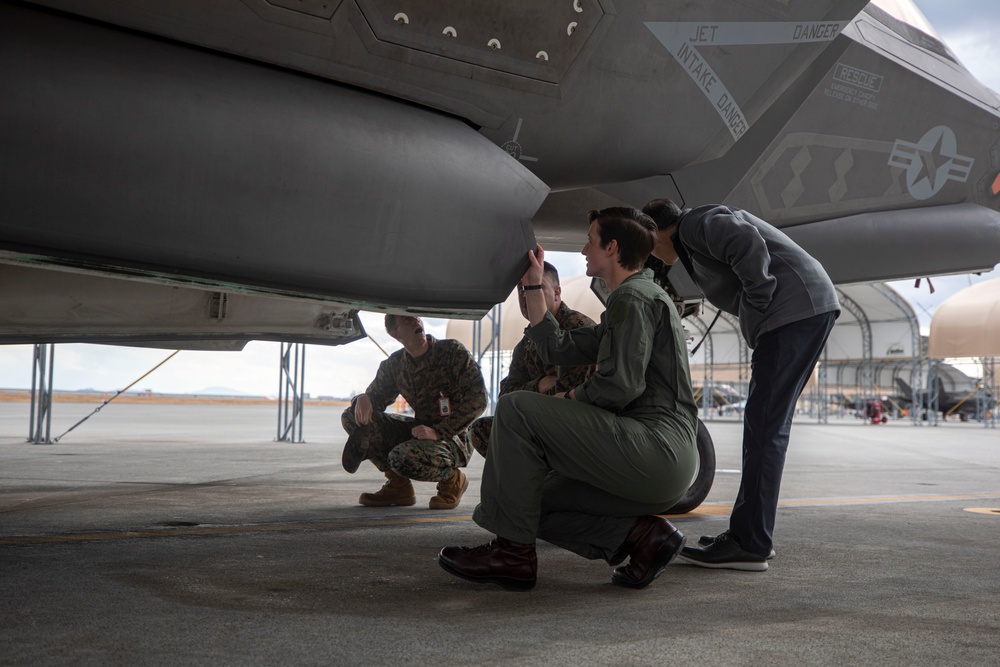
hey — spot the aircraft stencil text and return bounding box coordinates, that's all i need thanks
[676,41,718,93]
[689,25,719,43]
[834,64,883,92]
[646,20,847,142]
[792,23,841,42]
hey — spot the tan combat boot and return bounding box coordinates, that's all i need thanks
[428,469,469,510]
[359,470,416,507]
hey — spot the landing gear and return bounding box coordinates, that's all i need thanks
[665,419,716,514]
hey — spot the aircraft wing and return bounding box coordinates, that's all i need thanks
[3,0,999,346]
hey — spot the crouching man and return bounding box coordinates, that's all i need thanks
[341,314,487,510]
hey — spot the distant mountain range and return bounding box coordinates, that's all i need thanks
[191,386,255,396]
[0,386,256,397]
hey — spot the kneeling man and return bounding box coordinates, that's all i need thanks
[342,314,487,510]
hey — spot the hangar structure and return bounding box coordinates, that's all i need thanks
[449,278,996,428]
[928,278,1000,428]
[663,282,929,424]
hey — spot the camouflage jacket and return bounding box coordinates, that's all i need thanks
[500,301,597,396]
[363,335,487,439]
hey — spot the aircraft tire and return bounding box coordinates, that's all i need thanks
[664,419,716,514]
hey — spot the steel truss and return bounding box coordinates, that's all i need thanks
[277,342,306,442]
[28,344,54,444]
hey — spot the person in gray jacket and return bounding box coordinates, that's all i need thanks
[643,199,840,571]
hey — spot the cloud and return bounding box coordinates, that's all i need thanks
[912,0,1000,92]
[942,29,1000,93]
[911,0,997,36]
[885,273,997,333]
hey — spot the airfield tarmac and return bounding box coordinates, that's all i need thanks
[1,402,998,666]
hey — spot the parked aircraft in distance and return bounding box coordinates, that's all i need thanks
[693,384,747,412]
[895,377,995,422]
[2,0,1000,349]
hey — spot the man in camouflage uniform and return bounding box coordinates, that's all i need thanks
[341,314,488,510]
[468,262,596,457]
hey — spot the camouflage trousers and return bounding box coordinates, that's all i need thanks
[467,416,493,458]
[341,407,471,483]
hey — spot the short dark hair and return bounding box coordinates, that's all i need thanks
[642,199,683,231]
[385,314,415,333]
[542,261,559,287]
[587,207,657,270]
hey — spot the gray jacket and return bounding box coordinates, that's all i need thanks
[674,205,840,348]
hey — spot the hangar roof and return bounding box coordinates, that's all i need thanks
[928,278,1000,358]
[686,282,920,366]
[447,279,923,370]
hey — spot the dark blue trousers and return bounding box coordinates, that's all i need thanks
[729,311,837,557]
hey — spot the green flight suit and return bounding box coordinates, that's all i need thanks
[472,270,698,562]
[467,301,596,458]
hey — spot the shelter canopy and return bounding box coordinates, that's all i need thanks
[447,279,923,370]
[928,278,1000,357]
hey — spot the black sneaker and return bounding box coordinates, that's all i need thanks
[698,531,776,559]
[341,431,369,474]
[680,532,768,571]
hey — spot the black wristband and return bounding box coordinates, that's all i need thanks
[522,284,543,291]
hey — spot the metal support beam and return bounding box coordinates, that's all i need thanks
[926,361,941,426]
[817,347,829,424]
[871,283,923,426]
[835,289,874,416]
[471,303,504,415]
[718,311,750,399]
[686,315,715,420]
[28,344,54,444]
[277,343,305,443]
[980,357,997,429]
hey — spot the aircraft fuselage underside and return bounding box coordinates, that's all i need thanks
[2,0,1000,345]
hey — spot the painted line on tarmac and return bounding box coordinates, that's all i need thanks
[962,507,1000,516]
[671,492,1000,518]
[3,493,998,545]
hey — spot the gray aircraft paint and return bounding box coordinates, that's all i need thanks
[646,21,849,141]
[501,118,540,164]
[3,0,1000,346]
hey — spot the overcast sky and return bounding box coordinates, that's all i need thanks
[1,0,997,397]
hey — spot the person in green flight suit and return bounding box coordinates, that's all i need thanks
[438,207,699,591]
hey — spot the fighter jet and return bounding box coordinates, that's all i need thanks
[895,377,994,421]
[2,0,1000,346]
[693,384,747,412]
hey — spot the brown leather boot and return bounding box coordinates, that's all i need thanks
[358,470,416,507]
[438,537,537,591]
[611,516,685,589]
[428,469,469,510]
